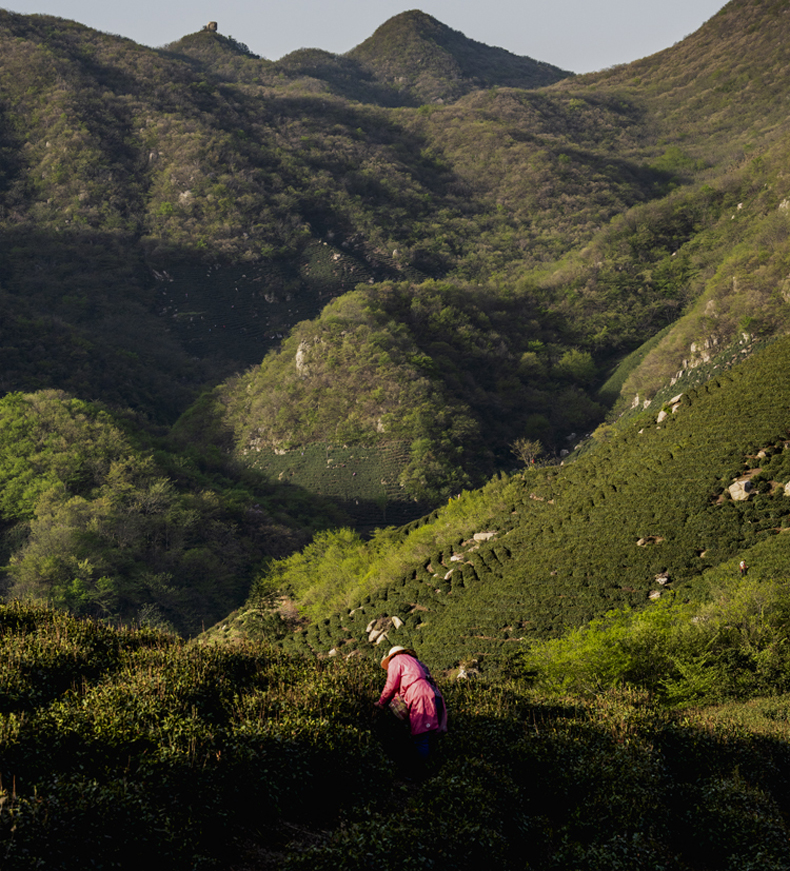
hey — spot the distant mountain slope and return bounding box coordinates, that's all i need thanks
[562,0,790,163]
[271,48,411,105]
[348,10,571,104]
[4,0,790,621]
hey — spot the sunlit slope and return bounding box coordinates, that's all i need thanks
[222,337,790,668]
[563,0,790,166]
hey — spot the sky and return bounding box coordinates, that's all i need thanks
[2,0,727,74]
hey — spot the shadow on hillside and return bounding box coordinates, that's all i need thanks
[332,496,434,536]
[273,50,420,107]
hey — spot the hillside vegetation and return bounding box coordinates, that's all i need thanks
[5,2,790,866]
[224,335,790,668]
[0,1,788,628]
[0,390,346,635]
[187,0,790,507]
[347,10,570,104]
[3,603,790,870]
[0,0,788,629]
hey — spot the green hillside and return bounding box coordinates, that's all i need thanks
[184,0,790,508]
[226,335,790,668]
[348,10,570,105]
[0,0,787,634]
[0,389,346,635]
[6,3,790,866]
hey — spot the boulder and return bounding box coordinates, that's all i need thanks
[729,478,754,501]
[366,615,403,644]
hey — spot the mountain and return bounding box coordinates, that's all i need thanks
[187,0,790,518]
[6,5,790,868]
[347,10,571,104]
[163,12,571,107]
[1,0,790,631]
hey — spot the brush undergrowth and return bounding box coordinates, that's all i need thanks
[2,602,790,870]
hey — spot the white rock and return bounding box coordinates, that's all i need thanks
[729,479,754,501]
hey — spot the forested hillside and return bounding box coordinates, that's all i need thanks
[185,0,790,510]
[0,0,789,639]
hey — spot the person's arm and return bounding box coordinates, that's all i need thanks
[377,660,402,706]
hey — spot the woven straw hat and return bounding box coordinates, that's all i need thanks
[381,645,416,670]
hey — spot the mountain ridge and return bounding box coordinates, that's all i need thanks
[5,5,790,868]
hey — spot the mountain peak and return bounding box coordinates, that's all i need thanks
[348,9,570,104]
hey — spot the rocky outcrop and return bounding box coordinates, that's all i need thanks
[295,340,310,376]
[637,536,665,546]
[657,393,686,424]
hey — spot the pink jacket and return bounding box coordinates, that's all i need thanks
[378,653,448,737]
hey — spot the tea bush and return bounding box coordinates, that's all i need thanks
[4,603,790,868]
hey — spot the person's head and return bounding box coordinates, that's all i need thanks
[381,645,416,669]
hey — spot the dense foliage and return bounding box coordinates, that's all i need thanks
[0,390,344,634]
[196,280,603,505]
[2,604,790,870]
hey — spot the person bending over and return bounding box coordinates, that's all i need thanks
[375,645,447,768]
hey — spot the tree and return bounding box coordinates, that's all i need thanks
[510,437,543,467]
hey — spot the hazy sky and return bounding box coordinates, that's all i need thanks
[2,0,726,74]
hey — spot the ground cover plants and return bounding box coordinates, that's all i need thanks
[2,602,790,870]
